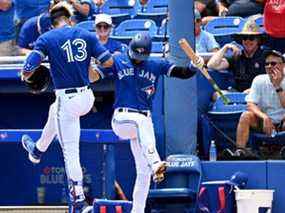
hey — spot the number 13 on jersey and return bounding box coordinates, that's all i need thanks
[61,39,87,63]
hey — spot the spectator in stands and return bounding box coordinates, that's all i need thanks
[68,0,94,23]
[14,0,50,36]
[92,0,105,14]
[95,13,126,54]
[0,0,18,56]
[195,9,219,54]
[220,0,264,18]
[264,0,285,54]
[139,0,149,5]
[233,50,285,156]
[17,11,52,55]
[207,19,266,98]
[195,0,227,25]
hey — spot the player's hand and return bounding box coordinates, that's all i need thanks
[192,56,204,70]
[263,116,275,136]
[225,43,241,57]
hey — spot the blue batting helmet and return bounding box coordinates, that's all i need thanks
[128,32,152,61]
[230,171,248,189]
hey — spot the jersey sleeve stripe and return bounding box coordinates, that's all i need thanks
[97,50,111,63]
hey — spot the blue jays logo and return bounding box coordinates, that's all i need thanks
[142,85,155,98]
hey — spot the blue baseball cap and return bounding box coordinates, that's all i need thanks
[230,171,248,189]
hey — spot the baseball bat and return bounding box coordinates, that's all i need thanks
[179,38,231,105]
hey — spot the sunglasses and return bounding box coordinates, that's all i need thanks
[265,61,282,67]
[96,24,110,30]
[241,36,257,41]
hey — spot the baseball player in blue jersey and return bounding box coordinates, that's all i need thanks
[94,32,204,213]
[21,2,113,212]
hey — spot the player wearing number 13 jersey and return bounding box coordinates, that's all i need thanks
[20,2,113,212]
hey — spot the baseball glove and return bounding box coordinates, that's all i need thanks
[23,65,51,94]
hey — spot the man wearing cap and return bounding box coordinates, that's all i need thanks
[207,19,266,95]
[95,13,126,54]
[234,50,285,156]
[195,9,219,54]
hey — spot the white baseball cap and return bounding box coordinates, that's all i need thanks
[95,14,112,26]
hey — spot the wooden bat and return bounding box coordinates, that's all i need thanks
[179,38,231,105]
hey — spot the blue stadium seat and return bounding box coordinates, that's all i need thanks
[111,19,158,44]
[204,17,245,46]
[100,0,139,26]
[135,0,168,26]
[211,92,247,113]
[148,155,202,212]
[75,20,95,32]
[203,93,247,155]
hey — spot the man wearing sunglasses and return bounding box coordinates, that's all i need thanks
[94,13,126,55]
[230,50,285,158]
[207,19,266,97]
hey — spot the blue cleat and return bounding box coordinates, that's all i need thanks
[21,134,42,164]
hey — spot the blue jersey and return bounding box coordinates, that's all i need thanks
[18,13,51,49]
[0,0,15,42]
[103,38,127,54]
[15,0,50,21]
[99,53,174,110]
[24,26,111,89]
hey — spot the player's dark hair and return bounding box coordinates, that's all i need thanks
[50,6,72,26]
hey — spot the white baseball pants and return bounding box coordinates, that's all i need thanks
[111,108,162,213]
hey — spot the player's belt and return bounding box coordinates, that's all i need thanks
[65,85,91,94]
[117,108,150,117]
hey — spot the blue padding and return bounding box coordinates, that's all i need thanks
[93,199,132,213]
[201,161,267,189]
[149,188,196,198]
[0,129,128,144]
[0,68,20,80]
[267,161,285,213]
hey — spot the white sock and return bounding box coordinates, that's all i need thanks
[131,173,151,213]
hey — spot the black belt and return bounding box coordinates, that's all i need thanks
[65,86,91,94]
[118,108,150,117]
